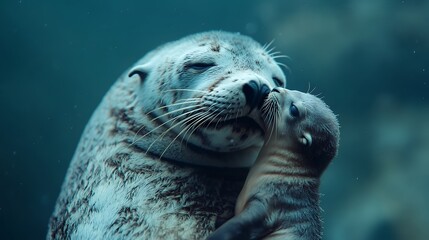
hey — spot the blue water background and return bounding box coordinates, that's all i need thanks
[1,0,428,239]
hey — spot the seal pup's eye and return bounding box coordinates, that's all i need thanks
[290,104,300,118]
[272,77,284,87]
[186,62,216,71]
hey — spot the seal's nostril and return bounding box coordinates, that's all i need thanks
[260,84,270,99]
[258,84,271,108]
[243,81,271,110]
[242,80,259,109]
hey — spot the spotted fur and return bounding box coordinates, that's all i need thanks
[207,88,340,240]
[48,31,286,239]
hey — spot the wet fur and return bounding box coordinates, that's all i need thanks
[207,89,340,240]
[48,31,286,239]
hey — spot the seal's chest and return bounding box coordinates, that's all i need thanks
[99,161,246,238]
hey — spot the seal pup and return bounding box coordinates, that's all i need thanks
[207,87,340,240]
[48,31,286,239]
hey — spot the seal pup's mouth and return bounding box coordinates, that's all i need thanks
[260,89,281,133]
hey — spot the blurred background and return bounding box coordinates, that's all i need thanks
[1,0,428,239]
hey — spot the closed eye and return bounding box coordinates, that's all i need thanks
[272,77,284,87]
[185,62,216,71]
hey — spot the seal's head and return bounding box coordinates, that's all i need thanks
[262,87,340,174]
[128,31,286,154]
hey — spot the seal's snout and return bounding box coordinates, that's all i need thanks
[243,80,271,109]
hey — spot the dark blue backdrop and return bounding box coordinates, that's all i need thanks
[1,1,428,239]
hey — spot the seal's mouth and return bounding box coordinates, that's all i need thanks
[206,116,264,133]
[204,91,270,133]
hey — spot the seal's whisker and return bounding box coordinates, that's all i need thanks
[180,114,205,146]
[306,82,312,94]
[163,89,209,94]
[212,103,233,130]
[234,107,242,123]
[266,44,277,55]
[202,103,228,129]
[145,107,207,154]
[309,86,318,95]
[150,104,201,123]
[181,104,218,146]
[271,54,290,60]
[183,111,215,146]
[131,106,203,146]
[134,99,202,141]
[315,92,324,99]
[275,61,288,69]
[263,39,275,52]
[214,109,227,130]
[179,101,224,146]
[159,110,209,159]
[144,98,201,116]
[269,51,283,57]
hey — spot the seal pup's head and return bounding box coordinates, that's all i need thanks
[128,31,286,165]
[262,87,340,174]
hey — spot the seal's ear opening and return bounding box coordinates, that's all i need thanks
[128,64,149,82]
[299,132,312,147]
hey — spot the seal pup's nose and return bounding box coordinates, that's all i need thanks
[242,80,271,110]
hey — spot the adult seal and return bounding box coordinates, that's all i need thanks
[48,31,286,239]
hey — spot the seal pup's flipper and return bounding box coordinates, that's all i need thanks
[207,200,272,240]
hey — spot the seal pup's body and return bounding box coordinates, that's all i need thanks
[48,31,286,239]
[207,88,340,240]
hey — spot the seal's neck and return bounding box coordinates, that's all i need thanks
[235,140,319,214]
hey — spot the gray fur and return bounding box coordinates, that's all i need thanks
[207,88,340,240]
[48,31,285,239]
